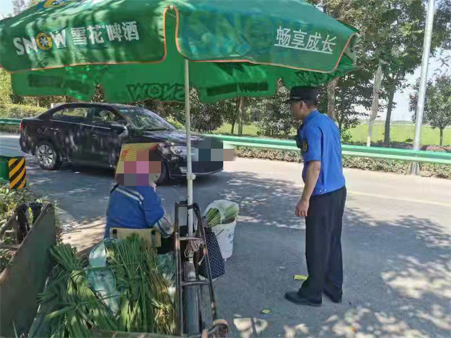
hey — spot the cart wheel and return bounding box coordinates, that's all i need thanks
[183,261,200,335]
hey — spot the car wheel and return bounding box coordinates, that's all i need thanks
[35,141,62,170]
[155,161,169,185]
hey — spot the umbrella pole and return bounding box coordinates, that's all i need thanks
[184,59,195,236]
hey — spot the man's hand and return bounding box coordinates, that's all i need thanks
[297,161,320,218]
[296,198,310,217]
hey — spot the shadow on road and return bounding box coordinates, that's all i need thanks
[292,208,451,338]
[209,172,451,338]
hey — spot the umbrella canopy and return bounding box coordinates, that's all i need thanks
[0,0,358,103]
[0,0,359,236]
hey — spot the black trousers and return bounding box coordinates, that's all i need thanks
[300,186,347,298]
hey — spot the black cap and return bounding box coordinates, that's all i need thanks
[285,86,319,104]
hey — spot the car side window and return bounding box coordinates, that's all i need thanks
[90,108,123,126]
[52,107,89,123]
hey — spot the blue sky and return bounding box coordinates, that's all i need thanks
[0,1,13,17]
[389,52,450,122]
[0,1,449,121]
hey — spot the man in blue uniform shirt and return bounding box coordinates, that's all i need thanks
[285,87,347,307]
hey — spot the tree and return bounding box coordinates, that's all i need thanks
[217,98,240,134]
[144,91,224,133]
[316,71,374,142]
[182,92,225,133]
[12,0,39,14]
[307,0,370,121]
[367,63,385,146]
[335,74,373,133]
[410,75,451,146]
[307,0,451,144]
[257,82,294,138]
[435,51,451,77]
[12,0,27,15]
[378,0,451,143]
[0,70,13,105]
[221,97,257,136]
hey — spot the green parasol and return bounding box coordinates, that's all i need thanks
[0,0,359,234]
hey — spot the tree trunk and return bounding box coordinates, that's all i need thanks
[440,128,444,146]
[338,94,345,133]
[231,98,241,134]
[327,79,338,120]
[154,101,166,118]
[367,64,384,147]
[384,85,396,144]
[238,97,244,136]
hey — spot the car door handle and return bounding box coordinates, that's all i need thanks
[48,127,59,131]
[91,133,99,138]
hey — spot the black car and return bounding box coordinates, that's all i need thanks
[20,103,223,184]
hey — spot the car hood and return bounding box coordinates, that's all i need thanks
[134,129,203,145]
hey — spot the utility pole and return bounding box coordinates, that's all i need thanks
[410,0,435,175]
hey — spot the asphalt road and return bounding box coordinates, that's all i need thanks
[1,134,451,338]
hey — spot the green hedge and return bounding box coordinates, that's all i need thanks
[0,103,47,119]
[0,104,48,133]
[235,146,451,180]
[0,125,20,134]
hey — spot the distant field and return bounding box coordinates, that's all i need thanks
[215,123,260,136]
[348,122,451,145]
[214,121,451,146]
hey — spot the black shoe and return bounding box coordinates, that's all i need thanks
[284,291,322,307]
[323,287,343,303]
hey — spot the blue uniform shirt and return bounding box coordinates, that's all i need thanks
[105,185,165,238]
[297,110,345,196]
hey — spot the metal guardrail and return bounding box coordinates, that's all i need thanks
[0,119,449,165]
[208,134,451,165]
[0,118,21,125]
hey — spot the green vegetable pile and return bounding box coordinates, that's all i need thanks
[205,204,239,227]
[39,235,176,337]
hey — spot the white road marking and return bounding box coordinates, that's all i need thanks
[349,190,451,208]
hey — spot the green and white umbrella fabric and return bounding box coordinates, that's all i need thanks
[0,0,359,233]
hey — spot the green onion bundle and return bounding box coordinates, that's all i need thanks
[39,244,117,338]
[39,236,176,338]
[106,235,175,334]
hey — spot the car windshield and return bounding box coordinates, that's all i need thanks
[119,107,175,131]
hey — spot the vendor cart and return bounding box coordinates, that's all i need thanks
[173,201,228,337]
[21,200,228,338]
[22,201,227,338]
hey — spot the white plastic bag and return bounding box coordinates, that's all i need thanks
[204,200,239,225]
[204,200,239,259]
[87,241,121,315]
